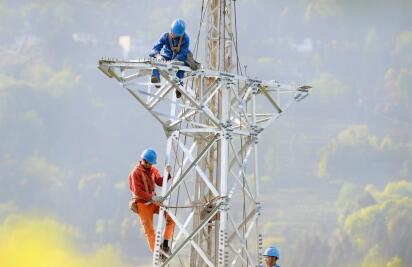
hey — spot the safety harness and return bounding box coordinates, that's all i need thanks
[167,32,201,70]
[168,32,183,59]
[129,170,151,213]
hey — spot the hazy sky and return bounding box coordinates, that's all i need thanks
[1,1,412,267]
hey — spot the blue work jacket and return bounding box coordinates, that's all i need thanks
[149,32,190,61]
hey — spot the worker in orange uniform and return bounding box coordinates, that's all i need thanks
[128,148,175,258]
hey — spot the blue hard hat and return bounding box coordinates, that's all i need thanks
[141,148,157,164]
[171,18,185,36]
[263,246,280,259]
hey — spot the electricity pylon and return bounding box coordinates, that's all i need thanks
[98,1,310,266]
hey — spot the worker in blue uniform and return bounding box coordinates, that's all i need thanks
[149,18,189,98]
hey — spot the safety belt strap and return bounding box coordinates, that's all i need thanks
[141,171,150,194]
[168,32,183,58]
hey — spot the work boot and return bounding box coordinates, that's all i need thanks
[151,76,161,89]
[159,243,171,262]
[160,243,171,256]
[175,79,183,98]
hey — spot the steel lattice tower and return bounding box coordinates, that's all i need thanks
[98,1,310,266]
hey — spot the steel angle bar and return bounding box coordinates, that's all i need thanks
[231,129,251,137]
[228,170,255,204]
[228,140,253,182]
[264,89,304,93]
[173,211,194,244]
[181,82,197,99]
[147,85,174,109]
[228,84,246,115]
[120,71,149,83]
[227,210,257,243]
[179,128,220,134]
[153,93,178,265]
[129,86,168,103]
[125,88,166,127]
[174,137,220,197]
[227,213,255,265]
[228,139,252,170]
[229,106,242,125]
[100,59,300,91]
[228,166,254,200]
[107,64,154,72]
[227,214,259,267]
[159,70,222,128]
[170,143,196,204]
[258,114,281,131]
[228,244,249,267]
[229,105,251,129]
[227,147,254,201]
[157,99,198,112]
[245,113,276,117]
[122,79,154,88]
[166,211,215,267]
[200,78,219,102]
[172,142,196,181]
[227,173,254,203]
[147,108,198,122]
[228,242,256,267]
[259,86,282,114]
[231,123,251,131]
[97,63,115,79]
[169,109,197,128]
[150,110,188,121]
[243,213,258,240]
[235,83,251,97]
[255,115,276,124]
[163,134,219,200]
[240,86,254,105]
[251,91,263,266]
[181,120,218,129]
[161,203,222,267]
[202,82,222,106]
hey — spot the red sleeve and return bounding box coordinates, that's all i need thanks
[153,168,164,187]
[130,169,152,201]
[153,167,172,186]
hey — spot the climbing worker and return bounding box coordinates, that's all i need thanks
[128,148,175,259]
[148,18,192,98]
[263,246,281,267]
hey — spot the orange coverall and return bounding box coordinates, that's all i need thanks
[128,161,175,252]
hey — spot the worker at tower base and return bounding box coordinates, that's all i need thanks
[263,246,281,267]
[149,18,189,98]
[128,148,175,258]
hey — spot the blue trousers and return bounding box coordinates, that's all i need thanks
[151,55,185,80]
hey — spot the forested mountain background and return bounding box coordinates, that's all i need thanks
[1,1,411,266]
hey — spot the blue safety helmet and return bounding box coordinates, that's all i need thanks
[141,148,157,164]
[171,18,185,37]
[263,246,280,259]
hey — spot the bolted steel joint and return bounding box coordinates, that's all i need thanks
[256,202,262,215]
[251,84,259,95]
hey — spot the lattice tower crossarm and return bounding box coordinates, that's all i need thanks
[98,58,310,267]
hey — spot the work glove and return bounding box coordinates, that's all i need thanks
[129,200,138,213]
[165,165,172,175]
[155,54,163,60]
[152,195,165,204]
